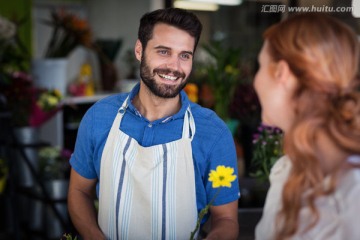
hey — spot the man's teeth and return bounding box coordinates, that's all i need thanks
[159,74,177,81]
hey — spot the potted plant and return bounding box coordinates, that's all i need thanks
[42,9,92,59]
[0,14,64,187]
[200,41,242,121]
[39,146,71,181]
[237,124,283,208]
[0,14,63,128]
[251,123,284,182]
[32,8,93,95]
[38,146,72,239]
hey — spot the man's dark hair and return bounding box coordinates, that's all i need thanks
[138,8,203,52]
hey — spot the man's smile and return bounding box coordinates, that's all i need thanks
[158,73,178,81]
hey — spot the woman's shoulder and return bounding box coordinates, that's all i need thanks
[336,165,360,199]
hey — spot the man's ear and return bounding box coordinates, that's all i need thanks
[135,40,142,62]
[274,60,296,90]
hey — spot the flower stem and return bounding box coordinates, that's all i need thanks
[189,188,220,240]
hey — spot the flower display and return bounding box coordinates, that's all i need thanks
[0,15,30,80]
[42,9,92,58]
[0,14,62,127]
[30,88,63,127]
[1,71,63,127]
[39,146,72,180]
[251,124,283,181]
[199,41,241,120]
[2,71,34,126]
[190,165,237,240]
[37,89,63,111]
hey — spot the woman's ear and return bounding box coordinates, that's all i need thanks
[135,40,142,62]
[274,60,290,82]
[275,60,297,90]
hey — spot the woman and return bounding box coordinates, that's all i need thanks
[254,13,360,240]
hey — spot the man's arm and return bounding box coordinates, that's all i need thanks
[205,200,239,240]
[67,168,106,240]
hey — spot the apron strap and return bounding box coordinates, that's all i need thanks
[118,95,130,115]
[182,106,196,141]
[121,95,195,140]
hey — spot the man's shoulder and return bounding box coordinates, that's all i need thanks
[190,102,228,132]
[189,103,234,149]
[83,93,127,125]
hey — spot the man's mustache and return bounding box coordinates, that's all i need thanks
[153,68,186,79]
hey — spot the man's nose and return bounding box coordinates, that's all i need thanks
[166,55,181,71]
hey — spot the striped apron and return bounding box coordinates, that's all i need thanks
[98,96,198,240]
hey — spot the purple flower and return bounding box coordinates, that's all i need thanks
[253,133,260,141]
[61,148,73,159]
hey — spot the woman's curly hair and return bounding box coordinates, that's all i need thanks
[264,12,360,239]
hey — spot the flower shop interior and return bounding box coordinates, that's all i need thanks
[0,0,359,239]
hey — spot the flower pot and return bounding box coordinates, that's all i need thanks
[13,127,40,188]
[44,179,69,239]
[12,127,41,227]
[32,58,68,95]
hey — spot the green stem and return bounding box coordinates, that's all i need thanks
[189,188,220,240]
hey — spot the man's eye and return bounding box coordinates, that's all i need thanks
[180,53,191,60]
[158,50,168,55]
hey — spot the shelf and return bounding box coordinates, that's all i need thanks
[63,93,112,105]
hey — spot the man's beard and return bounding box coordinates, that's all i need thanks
[140,54,187,98]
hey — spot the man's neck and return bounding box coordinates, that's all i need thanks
[132,83,181,122]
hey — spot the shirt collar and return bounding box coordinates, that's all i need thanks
[127,82,191,122]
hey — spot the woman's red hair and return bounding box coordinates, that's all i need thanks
[264,13,360,239]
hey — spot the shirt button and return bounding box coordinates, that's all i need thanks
[148,123,152,128]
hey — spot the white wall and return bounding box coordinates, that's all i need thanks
[32,0,164,94]
[86,0,153,80]
[32,0,164,147]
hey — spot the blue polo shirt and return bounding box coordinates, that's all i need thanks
[70,84,240,218]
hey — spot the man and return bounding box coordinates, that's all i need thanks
[68,8,240,240]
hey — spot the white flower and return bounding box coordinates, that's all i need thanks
[39,146,61,159]
[0,15,16,40]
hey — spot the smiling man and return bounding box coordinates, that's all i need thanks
[67,8,240,240]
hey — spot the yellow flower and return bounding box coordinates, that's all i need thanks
[53,89,62,98]
[208,165,237,188]
[46,95,59,106]
[190,165,237,240]
[184,83,198,103]
[80,63,92,76]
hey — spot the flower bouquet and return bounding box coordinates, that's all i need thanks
[39,146,72,180]
[30,88,63,127]
[1,71,63,127]
[251,124,283,181]
[42,9,92,58]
